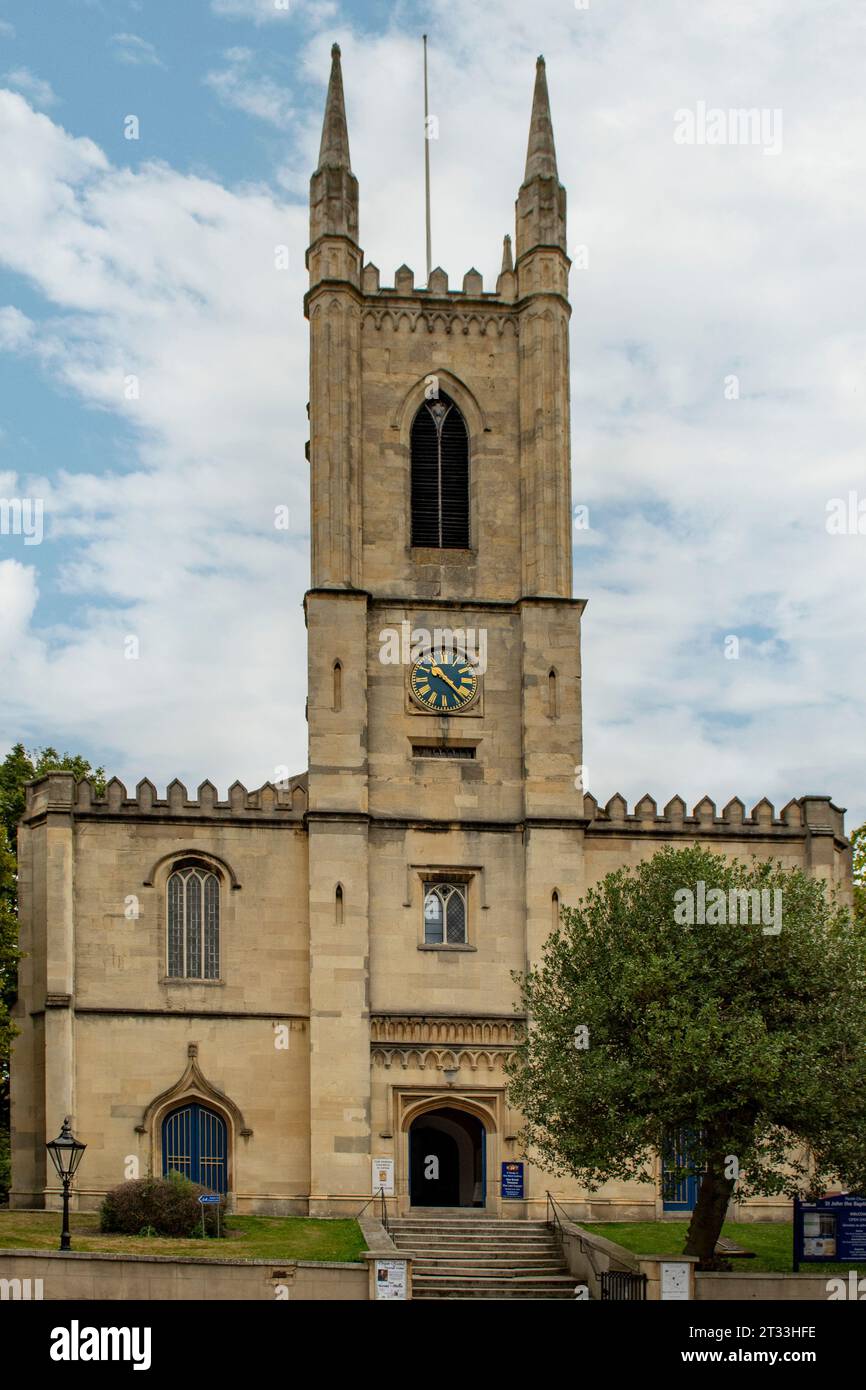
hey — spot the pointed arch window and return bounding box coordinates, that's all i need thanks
[167,860,220,980]
[423,882,467,945]
[548,668,558,718]
[410,390,470,548]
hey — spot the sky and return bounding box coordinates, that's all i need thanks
[0,0,864,827]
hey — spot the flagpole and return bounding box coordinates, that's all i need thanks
[423,34,432,283]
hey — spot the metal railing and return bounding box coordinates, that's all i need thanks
[546,1190,602,1282]
[356,1185,390,1235]
[601,1270,647,1301]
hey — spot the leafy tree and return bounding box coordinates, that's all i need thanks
[851,821,866,929]
[508,845,866,1268]
[0,743,106,850]
[0,743,105,1201]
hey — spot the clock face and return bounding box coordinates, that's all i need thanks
[409,650,479,713]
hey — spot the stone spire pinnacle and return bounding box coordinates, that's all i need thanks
[522,55,558,185]
[317,43,352,171]
[515,55,566,259]
[500,234,513,273]
[309,42,359,251]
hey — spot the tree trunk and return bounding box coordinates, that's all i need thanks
[683,1154,736,1269]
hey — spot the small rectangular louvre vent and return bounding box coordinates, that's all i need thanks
[412,745,476,759]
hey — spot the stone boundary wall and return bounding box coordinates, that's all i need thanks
[695,1271,842,1302]
[554,1222,847,1302]
[0,1249,367,1301]
[554,1216,638,1299]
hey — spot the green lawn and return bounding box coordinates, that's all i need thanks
[581,1220,866,1276]
[0,1211,366,1262]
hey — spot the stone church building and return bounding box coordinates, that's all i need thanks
[11,48,850,1222]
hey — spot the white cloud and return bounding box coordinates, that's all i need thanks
[1,1,865,829]
[211,0,300,20]
[0,305,34,349]
[109,33,165,68]
[0,20,16,39]
[210,0,334,22]
[204,49,294,126]
[4,67,58,108]
[0,90,308,788]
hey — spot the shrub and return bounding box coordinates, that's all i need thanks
[100,1172,224,1238]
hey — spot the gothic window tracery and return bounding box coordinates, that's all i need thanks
[423,882,468,945]
[167,861,220,979]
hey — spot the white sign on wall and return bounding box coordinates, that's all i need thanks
[374,1259,407,1300]
[660,1261,690,1301]
[372,1156,394,1196]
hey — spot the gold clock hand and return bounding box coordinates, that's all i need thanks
[429,662,462,696]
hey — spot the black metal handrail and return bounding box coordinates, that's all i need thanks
[546,1190,603,1281]
[356,1185,390,1235]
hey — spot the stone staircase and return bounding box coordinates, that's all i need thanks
[389,1212,578,1300]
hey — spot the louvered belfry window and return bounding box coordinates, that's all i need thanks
[410,391,470,547]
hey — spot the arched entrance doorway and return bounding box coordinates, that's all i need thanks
[409,1106,485,1208]
[161,1101,228,1194]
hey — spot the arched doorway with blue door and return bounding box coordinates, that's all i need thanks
[662,1127,703,1213]
[162,1101,228,1194]
[409,1106,485,1208]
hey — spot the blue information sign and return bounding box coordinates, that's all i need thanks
[197,1194,220,1205]
[501,1161,524,1199]
[793,1194,866,1269]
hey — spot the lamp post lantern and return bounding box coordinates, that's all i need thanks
[46,1117,86,1252]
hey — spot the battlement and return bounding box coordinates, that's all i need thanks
[22,771,308,822]
[583,792,847,843]
[359,261,521,337]
[362,262,514,302]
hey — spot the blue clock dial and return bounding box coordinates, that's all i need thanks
[409,651,479,712]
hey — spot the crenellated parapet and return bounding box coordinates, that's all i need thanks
[22,771,308,823]
[359,262,520,336]
[583,792,847,845]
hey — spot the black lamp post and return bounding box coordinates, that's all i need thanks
[46,1117,86,1252]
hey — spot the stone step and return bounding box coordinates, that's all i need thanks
[414,1277,577,1295]
[391,1235,555,1246]
[396,1208,498,1217]
[414,1284,575,1295]
[414,1271,575,1285]
[392,1238,559,1249]
[403,1251,558,1262]
[398,1250,559,1262]
[414,1263,567,1277]
[390,1218,549,1227]
[391,1223,553,1234]
[414,1289,577,1300]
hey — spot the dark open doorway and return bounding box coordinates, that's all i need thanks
[409,1106,486,1207]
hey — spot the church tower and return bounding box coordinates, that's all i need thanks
[304,46,586,1213]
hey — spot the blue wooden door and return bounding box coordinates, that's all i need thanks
[162,1103,227,1194]
[662,1128,702,1212]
